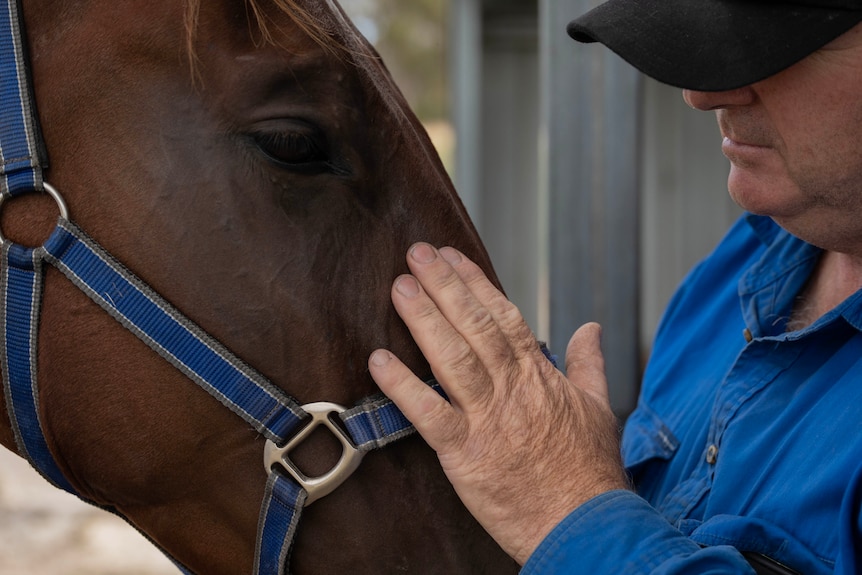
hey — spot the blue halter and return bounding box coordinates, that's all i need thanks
[0,2,440,573]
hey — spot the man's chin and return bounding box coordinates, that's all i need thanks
[727,167,797,217]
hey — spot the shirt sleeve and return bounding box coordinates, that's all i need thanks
[521,491,756,575]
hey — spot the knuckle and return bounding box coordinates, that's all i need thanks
[430,263,466,292]
[425,400,462,443]
[436,332,476,371]
[456,304,497,338]
[503,303,528,332]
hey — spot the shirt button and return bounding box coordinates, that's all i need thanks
[743,328,753,343]
[706,444,719,465]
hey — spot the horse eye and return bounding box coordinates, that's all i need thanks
[253,131,327,167]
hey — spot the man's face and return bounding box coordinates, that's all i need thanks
[683,22,862,253]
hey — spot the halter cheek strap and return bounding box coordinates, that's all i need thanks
[0,0,47,196]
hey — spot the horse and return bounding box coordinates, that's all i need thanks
[0,0,519,573]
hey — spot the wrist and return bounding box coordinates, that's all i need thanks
[506,473,632,565]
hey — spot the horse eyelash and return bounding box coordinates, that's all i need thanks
[250,130,353,178]
[254,131,324,161]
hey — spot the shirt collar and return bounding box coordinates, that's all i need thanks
[740,213,862,335]
[744,212,783,247]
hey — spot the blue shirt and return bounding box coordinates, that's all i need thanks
[522,214,862,574]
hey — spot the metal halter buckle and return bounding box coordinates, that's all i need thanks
[263,402,365,506]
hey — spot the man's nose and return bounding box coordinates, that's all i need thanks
[683,86,755,110]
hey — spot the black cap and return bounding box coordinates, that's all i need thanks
[568,0,862,91]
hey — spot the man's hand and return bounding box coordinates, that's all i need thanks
[368,243,630,565]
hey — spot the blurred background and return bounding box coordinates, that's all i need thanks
[346,0,740,417]
[1,0,741,573]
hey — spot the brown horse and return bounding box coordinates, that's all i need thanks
[0,0,518,573]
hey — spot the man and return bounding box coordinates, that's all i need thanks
[369,0,862,573]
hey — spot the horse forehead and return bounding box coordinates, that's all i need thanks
[236,0,366,49]
[196,1,377,71]
[234,0,408,122]
[56,1,361,60]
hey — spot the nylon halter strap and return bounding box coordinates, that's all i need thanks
[0,2,436,573]
[2,217,435,574]
[0,0,46,196]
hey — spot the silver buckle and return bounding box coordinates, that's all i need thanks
[263,402,365,506]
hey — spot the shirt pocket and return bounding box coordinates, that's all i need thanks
[622,402,679,472]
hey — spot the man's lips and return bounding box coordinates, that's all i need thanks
[721,136,772,165]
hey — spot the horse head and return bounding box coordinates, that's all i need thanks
[0,0,517,572]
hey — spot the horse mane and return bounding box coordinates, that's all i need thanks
[183,0,348,75]
[182,0,409,125]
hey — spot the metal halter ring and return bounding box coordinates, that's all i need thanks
[0,182,69,245]
[263,402,366,506]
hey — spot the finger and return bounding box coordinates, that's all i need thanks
[564,322,611,404]
[437,247,506,307]
[390,271,495,408]
[438,247,539,362]
[403,243,525,381]
[368,349,465,453]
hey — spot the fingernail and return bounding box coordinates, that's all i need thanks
[394,275,420,297]
[370,350,391,367]
[410,243,437,263]
[440,247,462,265]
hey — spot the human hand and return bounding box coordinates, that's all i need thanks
[368,243,630,565]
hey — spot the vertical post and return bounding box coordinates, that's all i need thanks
[539,0,641,416]
[478,1,541,333]
[451,0,483,229]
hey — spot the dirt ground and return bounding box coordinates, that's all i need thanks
[0,448,176,575]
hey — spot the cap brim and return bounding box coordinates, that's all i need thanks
[568,0,862,91]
